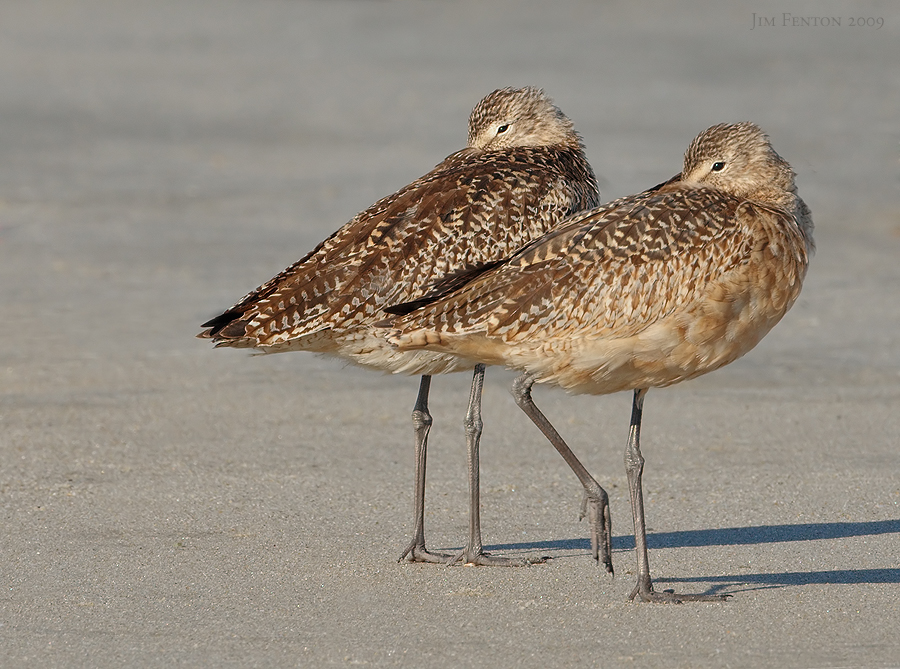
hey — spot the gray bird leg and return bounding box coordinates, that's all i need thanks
[510,374,613,574]
[398,375,449,563]
[625,389,729,603]
[447,365,547,566]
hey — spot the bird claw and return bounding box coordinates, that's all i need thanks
[398,541,452,564]
[628,576,731,603]
[445,547,550,567]
[581,492,614,575]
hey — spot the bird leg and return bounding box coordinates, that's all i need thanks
[625,389,729,603]
[398,375,449,563]
[510,374,613,574]
[447,365,547,566]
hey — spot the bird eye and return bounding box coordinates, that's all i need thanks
[711,161,726,172]
[496,124,510,134]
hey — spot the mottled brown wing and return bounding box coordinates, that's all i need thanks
[199,149,474,337]
[398,186,771,342]
[383,175,681,318]
[200,145,597,346]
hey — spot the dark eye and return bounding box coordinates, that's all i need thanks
[711,161,726,172]
[496,124,510,134]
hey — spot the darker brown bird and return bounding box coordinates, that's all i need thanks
[199,87,600,566]
[388,122,814,600]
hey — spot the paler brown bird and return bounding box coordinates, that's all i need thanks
[198,87,602,567]
[386,122,814,601]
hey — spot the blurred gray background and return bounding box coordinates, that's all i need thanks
[1,1,898,666]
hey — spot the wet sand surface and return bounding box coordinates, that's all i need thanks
[1,1,898,666]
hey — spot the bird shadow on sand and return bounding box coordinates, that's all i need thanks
[479,519,900,590]
[653,568,900,595]
[485,519,900,552]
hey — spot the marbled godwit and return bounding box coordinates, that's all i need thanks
[198,87,600,567]
[387,122,814,601]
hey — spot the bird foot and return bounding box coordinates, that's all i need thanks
[400,541,547,566]
[398,541,452,564]
[628,576,731,603]
[580,492,614,575]
[445,547,550,567]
